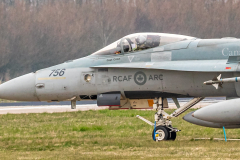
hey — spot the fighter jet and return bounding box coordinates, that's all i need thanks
[1,32,240,141]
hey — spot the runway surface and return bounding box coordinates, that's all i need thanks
[0,97,226,114]
[0,104,108,114]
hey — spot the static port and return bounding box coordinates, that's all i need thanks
[84,74,92,82]
[35,83,45,89]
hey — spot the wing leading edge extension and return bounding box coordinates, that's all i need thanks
[91,60,238,72]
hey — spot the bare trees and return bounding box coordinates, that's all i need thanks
[0,0,240,80]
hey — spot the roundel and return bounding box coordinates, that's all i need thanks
[134,71,147,85]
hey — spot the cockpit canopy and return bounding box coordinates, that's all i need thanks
[92,33,195,55]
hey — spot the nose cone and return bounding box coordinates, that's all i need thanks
[0,73,39,101]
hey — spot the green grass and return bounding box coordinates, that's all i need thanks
[0,109,240,159]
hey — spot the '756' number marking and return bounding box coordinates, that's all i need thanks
[49,69,66,77]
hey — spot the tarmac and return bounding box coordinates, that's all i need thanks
[0,98,225,114]
[0,104,108,114]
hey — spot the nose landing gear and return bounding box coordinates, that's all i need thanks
[137,97,204,142]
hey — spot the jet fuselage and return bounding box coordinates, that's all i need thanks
[0,38,240,102]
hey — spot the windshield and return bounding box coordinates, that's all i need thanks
[91,33,195,55]
[92,39,121,55]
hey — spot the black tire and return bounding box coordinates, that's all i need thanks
[169,132,177,141]
[152,126,169,141]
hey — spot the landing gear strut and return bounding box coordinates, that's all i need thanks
[137,97,204,141]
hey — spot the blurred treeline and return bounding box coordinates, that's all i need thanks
[0,0,240,80]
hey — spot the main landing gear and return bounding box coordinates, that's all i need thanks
[137,97,204,141]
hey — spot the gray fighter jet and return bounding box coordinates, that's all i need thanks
[1,32,240,141]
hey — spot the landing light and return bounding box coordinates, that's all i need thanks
[84,74,92,82]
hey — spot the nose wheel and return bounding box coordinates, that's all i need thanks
[169,131,177,140]
[152,126,169,141]
[152,126,177,141]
